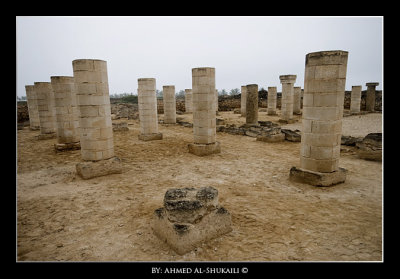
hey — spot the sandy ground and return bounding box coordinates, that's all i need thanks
[16,110,383,262]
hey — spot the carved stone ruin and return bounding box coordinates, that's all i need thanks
[152,186,232,255]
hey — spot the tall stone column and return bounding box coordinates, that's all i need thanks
[73,59,122,179]
[138,78,163,141]
[240,85,247,117]
[289,50,348,186]
[51,76,81,151]
[25,85,40,130]
[34,82,56,139]
[163,85,176,124]
[188,67,220,156]
[366,82,379,112]
[267,86,277,115]
[184,89,193,113]
[279,75,297,123]
[245,84,258,126]
[350,85,362,114]
[293,86,302,115]
[215,89,219,112]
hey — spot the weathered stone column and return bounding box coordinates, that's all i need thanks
[73,59,122,179]
[366,82,379,112]
[184,89,193,113]
[240,85,247,117]
[293,86,302,115]
[245,84,258,126]
[279,75,297,123]
[267,86,277,115]
[51,76,81,151]
[163,85,176,124]
[34,82,56,139]
[188,67,220,156]
[25,85,40,130]
[215,89,219,112]
[138,78,162,141]
[350,85,362,114]
[289,50,348,186]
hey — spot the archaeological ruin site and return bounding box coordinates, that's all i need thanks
[17,51,382,262]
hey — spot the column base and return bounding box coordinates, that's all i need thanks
[289,166,347,187]
[278,118,297,124]
[256,133,285,142]
[138,132,163,141]
[54,142,81,152]
[153,206,232,255]
[35,133,56,140]
[76,156,123,180]
[188,142,221,156]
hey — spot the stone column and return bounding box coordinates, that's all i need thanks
[34,82,56,139]
[25,85,40,130]
[293,86,302,115]
[184,89,193,113]
[188,67,220,156]
[51,76,81,151]
[289,50,348,186]
[366,82,379,112]
[240,85,247,117]
[73,59,122,179]
[267,86,277,115]
[215,89,219,112]
[279,75,297,123]
[245,84,258,126]
[163,85,176,124]
[350,85,362,114]
[138,78,163,141]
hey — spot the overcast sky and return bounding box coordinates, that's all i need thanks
[16,16,383,97]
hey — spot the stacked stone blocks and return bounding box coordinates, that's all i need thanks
[350,85,362,114]
[25,85,41,130]
[163,85,176,124]
[267,86,277,115]
[185,89,193,113]
[34,82,56,139]
[279,75,297,123]
[245,84,258,126]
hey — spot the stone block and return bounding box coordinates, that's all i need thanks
[356,133,382,161]
[152,186,232,255]
[289,166,347,186]
[54,142,81,152]
[36,133,56,140]
[281,129,301,142]
[138,132,163,141]
[188,142,221,156]
[256,133,285,142]
[76,156,122,179]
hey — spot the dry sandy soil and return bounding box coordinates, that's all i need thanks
[16,110,383,262]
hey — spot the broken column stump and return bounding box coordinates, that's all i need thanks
[356,133,382,161]
[152,186,232,255]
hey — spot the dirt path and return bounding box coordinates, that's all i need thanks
[17,111,382,261]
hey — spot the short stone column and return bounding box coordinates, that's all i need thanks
[34,82,56,139]
[289,50,348,186]
[25,85,40,130]
[293,86,302,115]
[184,89,193,113]
[163,85,176,124]
[188,67,220,156]
[138,78,163,141]
[366,82,379,112]
[240,85,247,117]
[51,76,81,151]
[267,86,277,115]
[245,84,258,126]
[73,59,122,179]
[152,186,232,255]
[279,75,297,123]
[350,85,362,114]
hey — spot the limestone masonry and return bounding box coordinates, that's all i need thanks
[279,75,297,123]
[240,85,247,117]
[188,67,220,156]
[51,76,80,149]
[267,86,277,115]
[163,85,177,124]
[138,78,163,141]
[366,82,379,112]
[293,86,302,115]
[25,85,40,130]
[350,85,362,114]
[185,89,193,113]
[290,50,349,186]
[245,84,258,126]
[34,82,56,138]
